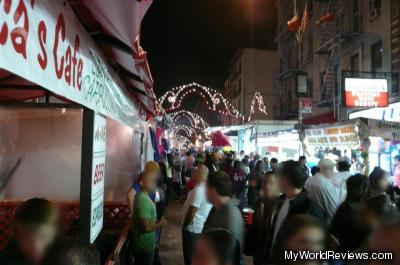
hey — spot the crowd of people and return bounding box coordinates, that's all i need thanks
[2,148,400,265]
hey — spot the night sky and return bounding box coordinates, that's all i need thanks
[141,0,278,98]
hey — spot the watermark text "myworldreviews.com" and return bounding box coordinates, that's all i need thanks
[285,251,393,262]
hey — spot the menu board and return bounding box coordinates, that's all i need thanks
[89,113,106,243]
[305,124,359,147]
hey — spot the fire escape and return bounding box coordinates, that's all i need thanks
[275,0,300,119]
[315,0,364,118]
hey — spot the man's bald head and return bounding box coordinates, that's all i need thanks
[193,165,209,183]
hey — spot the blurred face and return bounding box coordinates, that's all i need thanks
[277,174,290,194]
[261,174,279,198]
[214,151,222,161]
[205,185,218,205]
[16,224,57,262]
[141,170,158,192]
[378,175,389,192]
[192,238,220,265]
[286,227,326,252]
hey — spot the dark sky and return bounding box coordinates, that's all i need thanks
[141,0,278,98]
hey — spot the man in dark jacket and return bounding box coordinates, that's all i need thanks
[269,160,326,252]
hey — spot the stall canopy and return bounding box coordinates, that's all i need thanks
[0,0,156,125]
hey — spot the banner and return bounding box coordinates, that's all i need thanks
[305,123,359,147]
[368,119,400,141]
[0,0,142,129]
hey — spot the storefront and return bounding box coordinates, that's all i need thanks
[0,0,155,247]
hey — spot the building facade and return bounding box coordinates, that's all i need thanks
[223,48,279,125]
[275,0,400,122]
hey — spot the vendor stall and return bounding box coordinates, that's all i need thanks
[0,0,156,246]
[244,120,298,158]
[299,118,400,179]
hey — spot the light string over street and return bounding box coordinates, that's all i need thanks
[171,134,195,151]
[158,82,244,119]
[248,92,269,122]
[159,83,269,123]
[169,110,209,131]
[170,124,198,139]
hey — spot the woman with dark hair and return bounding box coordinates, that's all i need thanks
[192,229,241,265]
[330,174,370,252]
[369,167,390,197]
[248,160,264,207]
[275,214,326,265]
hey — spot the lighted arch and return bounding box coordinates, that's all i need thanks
[158,83,244,119]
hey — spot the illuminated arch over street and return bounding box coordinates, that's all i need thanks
[158,83,244,119]
[170,110,209,130]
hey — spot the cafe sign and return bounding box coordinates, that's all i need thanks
[0,0,141,128]
[305,123,359,147]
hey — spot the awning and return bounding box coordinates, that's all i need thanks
[0,0,156,125]
[303,112,337,125]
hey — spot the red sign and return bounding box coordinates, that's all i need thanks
[299,97,312,113]
[345,78,388,107]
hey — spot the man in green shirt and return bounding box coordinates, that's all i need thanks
[131,165,167,265]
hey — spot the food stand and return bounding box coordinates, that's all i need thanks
[299,118,400,177]
[0,0,156,250]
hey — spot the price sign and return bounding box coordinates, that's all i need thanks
[80,110,106,243]
[90,193,104,243]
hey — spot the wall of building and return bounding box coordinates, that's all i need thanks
[224,48,279,124]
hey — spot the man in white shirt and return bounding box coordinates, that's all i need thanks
[181,165,212,265]
[332,159,353,203]
[305,159,340,221]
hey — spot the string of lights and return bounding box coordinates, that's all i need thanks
[158,82,244,119]
[170,124,198,138]
[171,134,195,151]
[169,110,209,130]
[248,92,269,122]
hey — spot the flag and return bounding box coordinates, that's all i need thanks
[300,4,310,32]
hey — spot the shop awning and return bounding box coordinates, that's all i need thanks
[74,0,157,113]
[303,112,337,125]
[0,0,155,126]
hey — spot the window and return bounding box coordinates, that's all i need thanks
[308,79,313,98]
[307,34,313,62]
[370,0,381,18]
[352,0,361,32]
[351,53,360,72]
[371,41,383,72]
[393,72,400,95]
[392,0,400,17]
